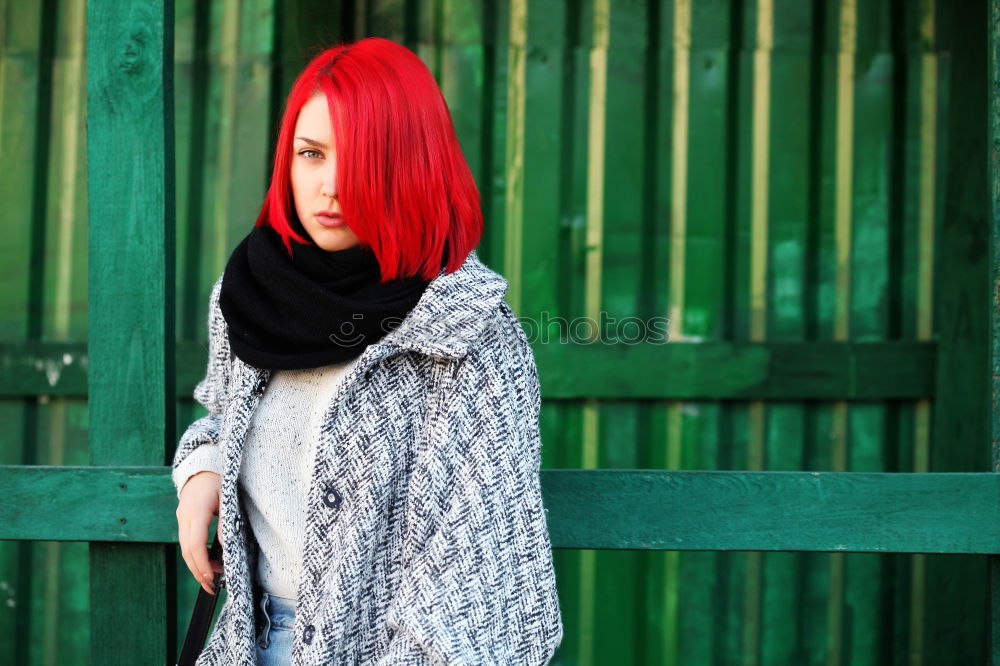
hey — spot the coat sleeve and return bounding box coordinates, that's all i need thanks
[172,276,231,499]
[375,312,564,665]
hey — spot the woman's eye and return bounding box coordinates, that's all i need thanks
[298,149,322,159]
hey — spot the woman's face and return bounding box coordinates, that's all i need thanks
[290,93,361,251]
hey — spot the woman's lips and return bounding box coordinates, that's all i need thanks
[316,214,346,228]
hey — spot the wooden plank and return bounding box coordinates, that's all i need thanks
[896,1,939,662]
[801,6,839,662]
[678,1,733,663]
[175,0,214,346]
[844,2,895,661]
[86,1,174,664]
[593,0,647,661]
[827,1,857,659]
[743,0,773,660]
[927,0,991,664]
[538,0,589,663]
[6,466,1000,554]
[0,342,213,399]
[45,0,91,661]
[640,1,678,663]
[990,0,1000,661]
[543,470,1000,554]
[533,341,936,399]
[0,340,938,399]
[3,466,178,542]
[276,0,346,99]
[0,0,47,661]
[508,1,572,662]
[761,2,814,663]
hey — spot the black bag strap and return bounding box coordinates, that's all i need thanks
[177,533,224,666]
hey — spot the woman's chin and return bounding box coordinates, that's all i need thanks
[306,228,360,252]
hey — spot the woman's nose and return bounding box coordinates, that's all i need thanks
[321,167,336,198]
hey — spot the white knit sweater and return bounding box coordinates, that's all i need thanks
[173,358,360,599]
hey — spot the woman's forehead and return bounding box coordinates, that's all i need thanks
[293,94,335,142]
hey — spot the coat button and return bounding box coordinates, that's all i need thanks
[303,624,315,645]
[322,486,342,509]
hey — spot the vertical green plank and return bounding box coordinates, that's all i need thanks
[439,1,485,194]
[500,0,528,313]
[677,1,732,664]
[640,0,675,663]
[44,1,91,663]
[480,0,511,269]
[572,0,612,664]
[544,1,589,664]
[367,0,408,40]
[744,0,773,662]
[927,0,989,662]
[826,1,855,662]
[799,1,840,663]
[515,2,568,664]
[175,0,213,342]
[727,4,760,661]
[0,0,46,663]
[517,0,563,325]
[991,0,1000,662]
[228,0,276,241]
[86,1,175,664]
[188,0,280,293]
[414,0,445,79]
[202,0,277,266]
[582,0,606,659]
[844,2,895,664]
[278,0,347,101]
[0,0,46,339]
[592,0,647,663]
[761,1,813,665]
[895,1,937,664]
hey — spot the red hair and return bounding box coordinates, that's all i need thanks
[256,37,482,281]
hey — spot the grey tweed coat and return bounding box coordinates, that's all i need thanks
[172,250,563,665]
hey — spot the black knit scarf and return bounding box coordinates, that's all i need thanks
[219,214,437,370]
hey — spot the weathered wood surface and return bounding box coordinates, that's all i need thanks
[86,0,175,663]
[5,466,1000,554]
[0,340,936,400]
[989,0,1000,661]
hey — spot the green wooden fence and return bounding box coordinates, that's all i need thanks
[0,0,997,664]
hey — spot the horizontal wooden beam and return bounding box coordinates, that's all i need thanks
[6,465,177,542]
[0,340,935,400]
[0,341,204,399]
[543,470,1000,553]
[534,340,936,399]
[5,466,996,554]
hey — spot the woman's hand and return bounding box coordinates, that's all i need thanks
[176,470,225,595]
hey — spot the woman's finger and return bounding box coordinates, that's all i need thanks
[188,515,217,595]
[178,516,196,589]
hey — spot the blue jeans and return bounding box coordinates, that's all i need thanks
[255,591,296,666]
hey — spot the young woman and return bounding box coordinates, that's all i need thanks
[172,37,563,665]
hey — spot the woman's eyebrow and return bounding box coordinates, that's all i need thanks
[294,136,329,149]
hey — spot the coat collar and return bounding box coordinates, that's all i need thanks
[377,249,509,360]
